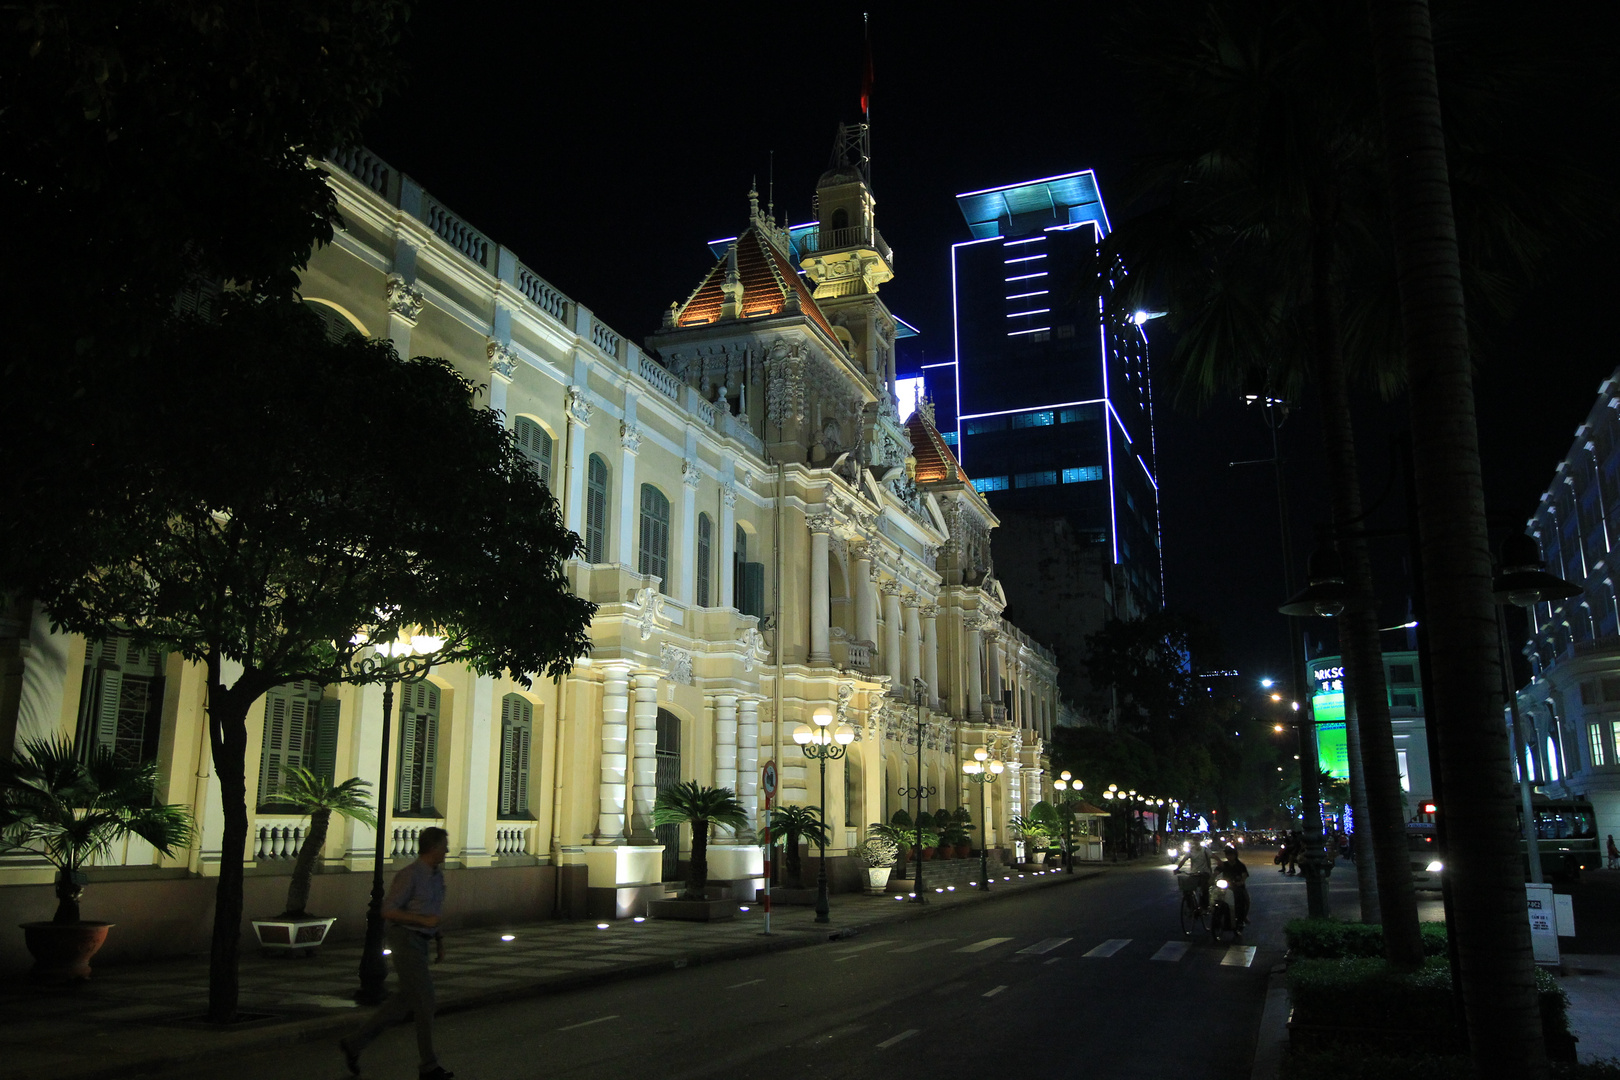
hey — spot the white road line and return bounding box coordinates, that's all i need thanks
[889,938,956,954]
[982,985,1008,997]
[832,940,888,953]
[1043,957,1063,966]
[726,978,765,989]
[876,1029,920,1049]
[1082,938,1132,958]
[556,1015,620,1032]
[1221,945,1258,968]
[1152,941,1192,962]
[1017,937,1074,955]
[956,937,1015,953]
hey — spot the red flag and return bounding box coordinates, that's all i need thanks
[860,14,874,118]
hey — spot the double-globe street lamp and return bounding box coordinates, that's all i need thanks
[355,631,445,1005]
[794,707,856,924]
[962,744,1007,891]
[897,678,934,904]
[1052,771,1083,873]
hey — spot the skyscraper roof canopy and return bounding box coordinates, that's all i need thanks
[955,170,1111,240]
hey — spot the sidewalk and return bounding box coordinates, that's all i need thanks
[6,865,1097,1080]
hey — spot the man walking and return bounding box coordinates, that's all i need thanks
[342,827,453,1080]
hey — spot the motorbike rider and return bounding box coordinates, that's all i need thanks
[1218,843,1251,930]
[1175,838,1214,912]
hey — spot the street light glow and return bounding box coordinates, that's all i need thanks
[1261,678,1274,688]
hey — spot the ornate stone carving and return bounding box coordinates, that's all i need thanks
[837,682,855,722]
[620,422,643,455]
[486,340,519,381]
[385,273,425,323]
[721,483,738,509]
[919,604,939,618]
[682,459,703,489]
[565,385,594,427]
[659,643,692,685]
[806,511,837,534]
[739,625,767,673]
[879,580,903,596]
[629,586,665,641]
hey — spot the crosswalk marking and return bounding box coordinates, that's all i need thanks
[1221,945,1258,968]
[982,985,1008,998]
[1152,941,1191,962]
[956,937,1015,953]
[832,940,888,953]
[1082,938,1132,958]
[876,1029,919,1049]
[1017,937,1073,955]
[889,938,956,954]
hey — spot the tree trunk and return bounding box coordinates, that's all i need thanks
[53,868,82,924]
[1308,202,1418,956]
[1368,0,1549,1073]
[283,808,331,918]
[785,836,803,889]
[686,822,709,900]
[204,662,266,1026]
[1342,695,1382,924]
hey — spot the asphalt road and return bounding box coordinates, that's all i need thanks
[168,852,1334,1080]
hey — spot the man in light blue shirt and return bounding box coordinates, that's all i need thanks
[342,827,452,1080]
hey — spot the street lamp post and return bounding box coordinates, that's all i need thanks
[1052,771,1082,873]
[1103,785,1119,861]
[795,707,856,924]
[897,678,934,904]
[356,632,444,1005]
[963,745,1006,891]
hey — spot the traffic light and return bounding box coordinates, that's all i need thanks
[1421,802,1437,815]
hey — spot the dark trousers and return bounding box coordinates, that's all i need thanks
[1234,884,1251,925]
[347,925,438,1071]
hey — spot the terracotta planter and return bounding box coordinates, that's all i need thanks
[956,844,973,859]
[920,847,936,860]
[21,921,113,982]
[252,916,337,956]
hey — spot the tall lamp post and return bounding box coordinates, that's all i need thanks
[1103,785,1119,861]
[1052,771,1082,873]
[962,745,1006,891]
[897,678,934,904]
[356,632,444,1005]
[794,707,855,924]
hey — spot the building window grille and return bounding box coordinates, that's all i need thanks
[75,634,166,770]
[257,680,339,809]
[585,454,609,563]
[1590,723,1606,768]
[696,513,713,608]
[498,694,534,818]
[513,417,554,486]
[639,484,671,590]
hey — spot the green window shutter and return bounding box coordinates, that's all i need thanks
[420,683,439,813]
[396,683,420,814]
[499,693,533,817]
[586,454,609,563]
[639,484,670,589]
[498,694,518,816]
[515,723,532,816]
[312,697,341,785]
[93,669,124,757]
[258,686,292,806]
[696,513,712,608]
[514,417,553,486]
[739,562,765,619]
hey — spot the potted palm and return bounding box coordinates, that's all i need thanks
[856,835,899,893]
[951,807,976,859]
[250,768,376,955]
[647,781,748,921]
[0,738,194,982]
[759,803,830,890]
[1010,813,1054,865]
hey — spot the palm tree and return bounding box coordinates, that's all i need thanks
[0,738,194,923]
[652,781,748,901]
[759,804,830,889]
[269,768,376,918]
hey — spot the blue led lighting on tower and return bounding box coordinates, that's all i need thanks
[922,169,1162,620]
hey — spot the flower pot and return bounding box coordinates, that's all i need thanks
[1031,850,1048,865]
[865,867,893,893]
[21,921,113,982]
[921,847,936,860]
[252,916,338,956]
[956,844,973,859]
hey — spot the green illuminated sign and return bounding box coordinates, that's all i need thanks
[1313,690,1349,779]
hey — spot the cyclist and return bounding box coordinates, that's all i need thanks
[1175,838,1213,913]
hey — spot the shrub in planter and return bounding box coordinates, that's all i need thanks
[1284,917,1448,960]
[1,738,195,980]
[654,781,748,900]
[857,835,898,891]
[759,804,830,890]
[252,769,376,954]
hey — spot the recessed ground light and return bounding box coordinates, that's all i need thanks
[597,923,609,929]
[739,906,750,911]
[500,934,516,942]
[382,949,392,956]
[894,895,904,901]
[969,881,977,886]
[948,886,956,891]
[633,916,646,922]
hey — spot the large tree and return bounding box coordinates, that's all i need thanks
[1,299,597,1022]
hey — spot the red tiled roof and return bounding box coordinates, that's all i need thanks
[675,228,837,342]
[905,408,968,485]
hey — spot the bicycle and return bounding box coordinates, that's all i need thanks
[1176,870,1208,937]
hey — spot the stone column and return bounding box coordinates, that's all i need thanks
[719,483,738,608]
[985,631,1003,717]
[852,543,877,646]
[712,694,739,839]
[459,673,496,864]
[595,664,632,843]
[737,699,760,835]
[965,620,984,719]
[881,582,903,680]
[679,460,701,605]
[903,596,922,692]
[563,386,593,536]
[617,411,642,569]
[808,513,834,664]
[921,605,940,710]
[630,673,660,842]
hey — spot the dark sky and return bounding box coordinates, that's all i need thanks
[361,3,1618,688]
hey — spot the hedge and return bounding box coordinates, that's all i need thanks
[1281,1052,1620,1080]
[1284,917,1449,959]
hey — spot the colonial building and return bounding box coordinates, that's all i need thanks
[0,131,1063,965]
[1514,368,1620,842]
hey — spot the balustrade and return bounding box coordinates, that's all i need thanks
[254,823,305,862]
[516,262,571,324]
[591,320,622,359]
[636,353,683,402]
[424,197,493,270]
[494,825,534,857]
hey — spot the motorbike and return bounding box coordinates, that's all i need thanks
[1208,877,1241,943]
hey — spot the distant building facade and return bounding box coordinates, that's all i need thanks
[1514,369,1620,844]
[1309,650,1433,817]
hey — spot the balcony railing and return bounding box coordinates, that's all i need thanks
[798,224,893,267]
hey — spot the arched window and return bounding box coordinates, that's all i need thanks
[397,680,441,815]
[499,694,534,818]
[696,513,713,607]
[585,453,609,563]
[831,207,849,232]
[514,417,554,486]
[1547,735,1562,782]
[639,484,671,590]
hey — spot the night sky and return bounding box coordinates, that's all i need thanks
[361,3,1619,687]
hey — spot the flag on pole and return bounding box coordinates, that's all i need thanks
[860,13,874,120]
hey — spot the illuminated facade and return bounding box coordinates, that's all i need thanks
[0,135,1067,965]
[1514,368,1620,843]
[1309,651,1433,813]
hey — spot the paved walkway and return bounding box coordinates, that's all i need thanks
[5,865,1091,1080]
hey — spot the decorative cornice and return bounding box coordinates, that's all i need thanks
[807,511,837,534]
[385,273,425,323]
[721,483,738,509]
[486,340,519,381]
[619,422,643,455]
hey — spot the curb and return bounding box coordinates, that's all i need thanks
[1250,965,1290,1080]
[47,867,1104,1080]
